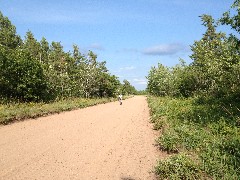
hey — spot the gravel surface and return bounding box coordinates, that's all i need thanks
[0,96,162,180]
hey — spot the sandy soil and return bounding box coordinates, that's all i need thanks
[0,96,163,180]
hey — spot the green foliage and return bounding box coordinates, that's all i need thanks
[147,6,240,100]
[152,117,165,130]
[148,96,240,179]
[146,59,197,98]
[136,90,147,95]
[0,97,116,125]
[0,48,47,101]
[220,0,240,34]
[97,74,120,97]
[147,2,240,179]
[190,14,240,99]
[0,11,124,102]
[121,79,137,95]
[146,63,171,96]
[156,128,180,153]
[0,12,22,49]
[155,153,202,180]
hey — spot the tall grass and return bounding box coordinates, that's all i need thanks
[0,97,118,125]
[148,96,240,179]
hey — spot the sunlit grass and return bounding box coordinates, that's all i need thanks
[148,96,240,179]
[0,97,117,125]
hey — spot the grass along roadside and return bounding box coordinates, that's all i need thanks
[148,96,240,179]
[0,96,132,125]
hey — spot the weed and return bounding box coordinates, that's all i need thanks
[148,96,240,179]
[0,97,122,125]
[156,128,180,153]
[155,153,202,180]
[153,117,166,130]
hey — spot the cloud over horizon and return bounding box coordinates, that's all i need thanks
[143,43,187,56]
[132,78,147,85]
[88,43,105,51]
[119,66,136,71]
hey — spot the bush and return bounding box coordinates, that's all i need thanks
[148,96,240,179]
[156,129,180,153]
[0,97,116,124]
[153,117,165,130]
[0,49,47,101]
[155,153,202,180]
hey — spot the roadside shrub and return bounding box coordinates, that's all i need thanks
[155,153,202,180]
[156,128,180,153]
[0,97,116,124]
[174,124,205,151]
[148,96,240,179]
[153,117,165,130]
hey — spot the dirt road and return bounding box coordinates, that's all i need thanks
[0,96,161,180]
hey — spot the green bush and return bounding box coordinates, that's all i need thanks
[155,153,202,180]
[156,129,180,153]
[153,117,165,130]
[148,96,240,179]
[0,97,116,125]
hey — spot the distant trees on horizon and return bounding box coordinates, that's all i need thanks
[0,11,137,102]
[147,0,240,102]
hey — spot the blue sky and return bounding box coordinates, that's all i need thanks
[1,0,233,90]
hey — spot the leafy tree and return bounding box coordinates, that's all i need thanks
[40,37,50,64]
[23,31,41,61]
[0,48,47,101]
[147,7,240,100]
[190,14,240,98]
[97,74,120,97]
[121,79,137,95]
[0,11,122,102]
[219,0,240,99]
[170,59,197,97]
[0,11,22,49]
[46,41,70,98]
[147,63,171,96]
[0,12,47,101]
[220,0,240,50]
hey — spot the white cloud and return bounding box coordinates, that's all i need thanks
[119,66,136,71]
[88,43,105,51]
[133,78,147,85]
[120,48,139,53]
[143,43,187,56]
[6,1,152,25]
[6,4,110,25]
[113,66,136,74]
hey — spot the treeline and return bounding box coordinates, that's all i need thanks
[147,1,240,179]
[0,12,136,102]
[147,1,240,101]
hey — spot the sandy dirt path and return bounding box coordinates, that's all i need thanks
[0,96,161,180]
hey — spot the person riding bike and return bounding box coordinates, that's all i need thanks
[118,94,123,105]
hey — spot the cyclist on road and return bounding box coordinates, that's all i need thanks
[118,94,123,105]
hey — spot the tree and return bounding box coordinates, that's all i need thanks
[0,11,122,102]
[97,73,120,97]
[0,12,47,101]
[219,1,240,99]
[40,37,50,64]
[23,31,41,61]
[220,0,240,38]
[0,48,47,101]
[146,1,240,100]
[147,63,171,96]
[170,59,197,97]
[47,41,70,98]
[121,79,137,95]
[0,11,22,49]
[190,14,240,98]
